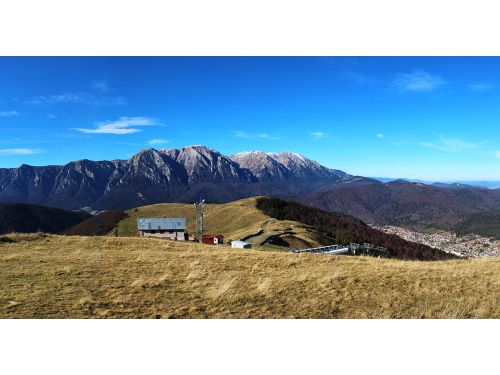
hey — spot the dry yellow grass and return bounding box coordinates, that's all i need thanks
[1,233,498,318]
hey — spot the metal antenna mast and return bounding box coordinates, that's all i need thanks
[194,198,205,243]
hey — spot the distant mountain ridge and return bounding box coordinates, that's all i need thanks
[372,177,500,189]
[0,145,352,210]
[299,178,500,231]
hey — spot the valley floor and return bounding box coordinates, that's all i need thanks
[1,234,499,318]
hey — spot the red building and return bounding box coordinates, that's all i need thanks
[202,234,224,245]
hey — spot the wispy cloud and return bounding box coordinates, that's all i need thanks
[233,131,281,140]
[468,82,494,93]
[29,92,126,106]
[0,148,43,155]
[496,150,500,159]
[91,80,111,93]
[259,133,277,139]
[419,135,486,153]
[376,133,384,139]
[392,137,419,148]
[0,110,20,117]
[391,70,446,92]
[74,117,159,135]
[149,138,169,146]
[233,131,252,138]
[309,131,327,139]
[323,57,375,86]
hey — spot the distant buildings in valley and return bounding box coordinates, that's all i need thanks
[373,225,500,258]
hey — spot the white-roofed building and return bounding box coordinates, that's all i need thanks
[231,240,252,249]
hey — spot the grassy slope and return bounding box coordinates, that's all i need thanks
[116,197,323,248]
[1,234,498,318]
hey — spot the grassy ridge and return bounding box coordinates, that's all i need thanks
[1,234,498,318]
[115,197,324,248]
[117,197,270,240]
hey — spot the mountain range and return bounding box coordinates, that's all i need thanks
[1,145,500,236]
[0,145,350,210]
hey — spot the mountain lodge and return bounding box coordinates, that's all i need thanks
[137,217,187,240]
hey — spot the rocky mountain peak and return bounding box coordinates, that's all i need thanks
[231,150,290,181]
[231,149,350,181]
[159,145,255,184]
[268,151,318,168]
[232,150,266,158]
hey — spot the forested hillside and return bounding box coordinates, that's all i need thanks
[454,210,500,239]
[63,210,128,236]
[300,179,500,231]
[0,203,90,235]
[256,197,455,260]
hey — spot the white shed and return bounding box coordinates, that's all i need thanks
[231,240,252,249]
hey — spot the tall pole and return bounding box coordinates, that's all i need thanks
[195,198,205,243]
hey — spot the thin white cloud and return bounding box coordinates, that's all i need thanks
[419,135,486,153]
[496,150,500,159]
[376,133,384,139]
[74,117,159,135]
[0,110,20,117]
[233,131,281,140]
[323,57,375,86]
[310,131,326,139]
[233,131,252,138]
[91,80,111,93]
[149,138,169,145]
[468,82,494,93]
[0,148,43,155]
[343,70,373,86]
[29,92,126,106]
[391,70,446,92]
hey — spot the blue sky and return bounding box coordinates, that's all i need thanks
[0,56,499,181]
